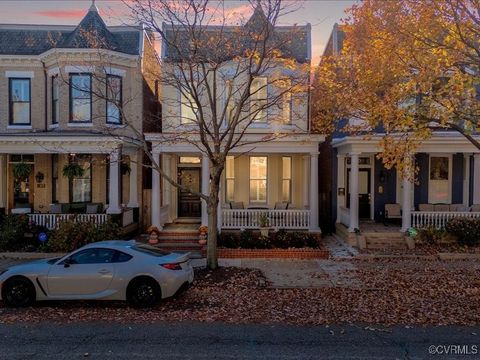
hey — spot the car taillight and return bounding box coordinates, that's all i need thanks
[161,263,182,270]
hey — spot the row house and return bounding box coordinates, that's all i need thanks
[0,4,160,230]
[318,24,480,244]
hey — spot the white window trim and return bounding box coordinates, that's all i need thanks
[105,67,126,77]
[5,71,34,78]
[48,123,59,129]
[428,154,453,204]
[7,125,33,130]
[67,123,93,128]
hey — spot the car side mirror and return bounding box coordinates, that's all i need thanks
[63,258,72,268]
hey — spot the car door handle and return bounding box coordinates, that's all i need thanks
[98,269,111,275]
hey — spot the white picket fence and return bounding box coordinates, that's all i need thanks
[28,213,109,230]
[222,209,310,229]
[411,211,480,229]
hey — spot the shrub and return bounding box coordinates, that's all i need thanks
[239,229,257,248]
[47,219,120,252]
[218,229,318,250]
[272,229,290,249]
[0,215,33,251]
[417,226,445,245]
[218,233,239,248]
[445,218,480,246]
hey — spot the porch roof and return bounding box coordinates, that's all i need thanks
[332,132,480,155]
[0,133,139,154]
[146,133,325,154]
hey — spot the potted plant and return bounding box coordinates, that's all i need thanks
[405,227,417,250]
[354,228,366,249]
[12,162,32,180]
[146,226,161,245]
[62,163,84,179]
[198,225,208,245]
[258,213,270,237]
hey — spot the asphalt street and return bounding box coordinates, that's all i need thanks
[0,321,479,359]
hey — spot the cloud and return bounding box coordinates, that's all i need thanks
[34,9,86,19]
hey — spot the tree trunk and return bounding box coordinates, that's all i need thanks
[206,180,220,270]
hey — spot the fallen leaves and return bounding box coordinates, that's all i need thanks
[1,258,479,326]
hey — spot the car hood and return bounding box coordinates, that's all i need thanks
[4,257,57,274]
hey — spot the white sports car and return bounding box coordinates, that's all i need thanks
[0,240,194,308]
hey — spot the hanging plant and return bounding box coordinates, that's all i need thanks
[62,163,85,179]
[12,162,33,180]
[121,161,131,176]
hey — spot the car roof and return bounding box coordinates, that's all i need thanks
[81,240,137,249]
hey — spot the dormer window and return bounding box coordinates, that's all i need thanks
[106,74,122,124]
[69,73,92,123]
[250,77,268,123]
[9,78,31,125]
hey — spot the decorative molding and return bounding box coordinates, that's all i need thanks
[5,70,34,78]
[104,67,126,77]
[47,67,60,76]
[64,65,95,74]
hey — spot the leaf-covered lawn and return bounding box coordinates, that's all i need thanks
[1,259,480,326]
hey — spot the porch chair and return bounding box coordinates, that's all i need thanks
[471,204,480,212]
[384,203,402,225]
[86,204,100,214]
[274,202,289,210]
[230,202,244,210]
[419,204,434,211]
[450,204,469,212]
[434,204,450,212]
[49,203,62,214]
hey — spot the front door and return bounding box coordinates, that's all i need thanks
[347,169,371,219]
[177,168,201,218]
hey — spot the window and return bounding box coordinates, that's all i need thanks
[52,154,59,203]
[52,75,59,124]
[282,157,292,202]
[249,156,267,203]
[282,80,292,124]
[224,80,235,126]
[250,77,267,122]
[70,74,92,122]
[179,156,201,164]
[69,154,91,203]
[67,248,115,265]
[113,250,133,263]
[429,156,450,204]
[9,78,31,125]
[225,156,235,202]
[106,75,122,124]
[180,91,197,124]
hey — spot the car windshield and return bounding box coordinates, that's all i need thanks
[131,244,171,257]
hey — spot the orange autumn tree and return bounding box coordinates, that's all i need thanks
[314,0,480,174]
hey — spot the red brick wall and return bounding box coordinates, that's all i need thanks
[208,248,330,259]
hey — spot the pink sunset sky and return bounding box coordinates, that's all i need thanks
[0,0,355,64]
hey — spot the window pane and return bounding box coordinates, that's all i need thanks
[107,76,121,101]
[226,179,235,202]
[11,80,30,101]
[71,75,91,98]
[250,180,267,202]
[250,157,267,179]
[181,92,197,124]
[72,99,91,122]
[282,157,291,179]
[430,157,449,180]
[13,103,30,124]
[226,156,235,178]
[107,103,120,123]
[71,155,91,203]
[251,77,267,122]
[282,179,291,202]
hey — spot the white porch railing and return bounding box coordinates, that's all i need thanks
[28,213,109,230]
[338,206,350,228]
[412,211,480,229]
[222,209,310,229]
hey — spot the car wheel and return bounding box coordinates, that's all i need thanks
[127,277,161,308]
[2,277,36,307]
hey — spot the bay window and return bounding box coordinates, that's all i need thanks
[106,75,122,124]
[70,74,92,123]
[250,77,267,122]
[9,78,31,125]
[249,156,267,203]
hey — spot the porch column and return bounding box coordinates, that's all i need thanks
[401,158,414,232]
[474,154,480,205]
[0,155,5,210]
[162,154,172,222]
[336,154,346,223]
[463,154,471,207]
[151,151,162,228]
[127,154,139,208]
[106,148,122,214]
[201,154,210,227]
[348,153,360,232]
[309,152,320,231]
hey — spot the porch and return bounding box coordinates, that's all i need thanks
[332,133,480,238]
[0,134,142,230]
[148,134,323,233]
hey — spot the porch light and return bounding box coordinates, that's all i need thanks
[35,172,45,183]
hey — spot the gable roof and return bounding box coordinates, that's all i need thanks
[0,6,142,56]
[162,6,310,63]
